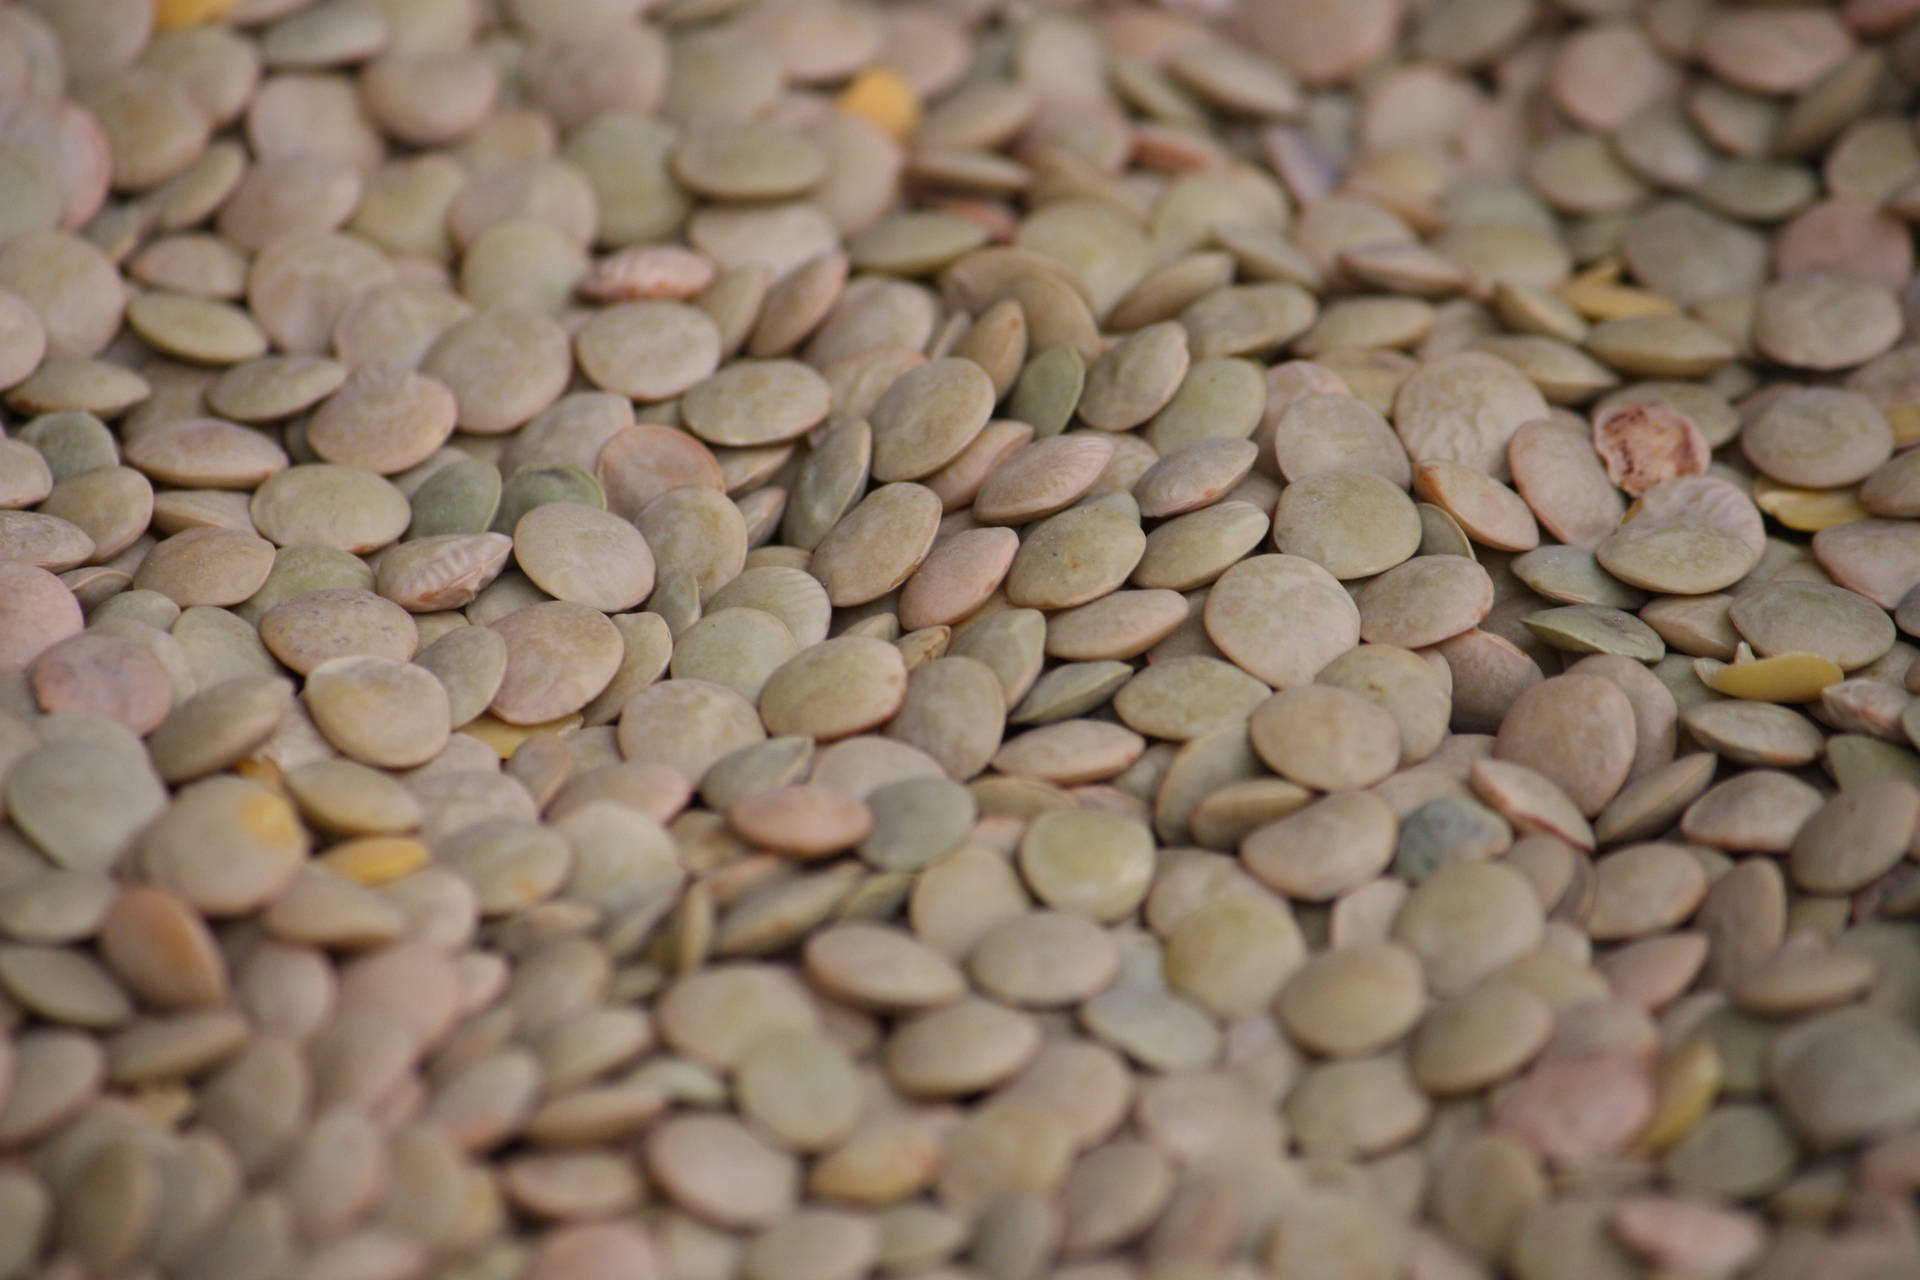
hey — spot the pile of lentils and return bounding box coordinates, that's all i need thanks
[9,0,1920,1276]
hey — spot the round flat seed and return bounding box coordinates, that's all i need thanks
[124,290,266,365]
[1317,643,1452,765]
[512,503,654,614]
[1728,581,1894,670]
[0,287,48,390]
[1394,350,1549,479]
[1356,554,1494,649]
[1249,686,1401,791]
[1007,344,1086,440]
[729,785,873,859]
[1744,388,1893,489]
[406,460,506,541]
[1585,842,1710,940]
[968,909,1119,1007]
[886,655,1007,780]
[124,417,287,489]
[682,359,832,449]
[1016,809,1155,922]
[1273,470,1422,579]
[671,608,798,705]
[1393,860,1544,997]
[306,366,457,475]
[706,568,832,652]
[1700,7,1855,95]
[135,528,276,607]
[1271,392,1412,489]
[1078,322,1190,432]
[259,588,417,675]
[1413,982,1554,1094]
[760,636,908,742]
[251,464,410,553]
[1278,941,1425,1058]
[1661,1101,1800,1200]
[422,309,572,435]
[1163,891,1305,1018]
[304,655,451,768]
[781,420,872,553]
[898,527,1017,632]
[646,1114,798,1231]
[991,719,1144,786]
[972,435,1113,527]
[672,118,826,200]
[1492,1051,1656,1166]
[870,358,996,483]
[1787,780,1920,895]
[617,680,766,785]
[1004,502,1146,610]
[243,230,392,358]
[147,674,295,784]
[1587,400,1708,499]
[1753,274,1900,371]
[1584,314,1735,380]
[463,216,585,313]
[376,533,514,615]
[1242,789,1398,901]
[138,774,309,916]
[0,230,125,359]
[1524,605,1665,663]
[1112,656,1269,742]
[489,601,624,725]
[1284,1052,1433,1160]
[1204,554,1360,688]
[854,779,972,875]
[595,424,724,524]
[30,632,171,735]
[656,963,816,1073]
[809,483,941,608]
[802,921,965,1014]
[885,996,1041,1097]
[1413,459,1539,552]
[0,1024,104,1153]
[730,1028,860,1156]
[525,1223,661,1280]
[1682,699,1827,767]
[630,489,745,605]
[1769,1007,1920,1149]
[1492,673,1637,817]
[1813,518,1920,610]
[574,302,720,404]
[1132,438,1259,519]
[330,279,471,372]
[1180,281,1317,362]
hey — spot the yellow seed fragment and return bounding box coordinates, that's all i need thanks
[1752,477,1871,532]
[1570,260,1624,286]
[233,755,287,794]
[1557,279,1681,321]
[1699,652,1844,703]
[240,789,305,851]
[462,712,583,758]
[1886,406,1920,449]
[1636,1037,1722,1154]
[131,1083,197,1128]
[155,0,239,29]
[837,68,921,141]
[319,835,432,886]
